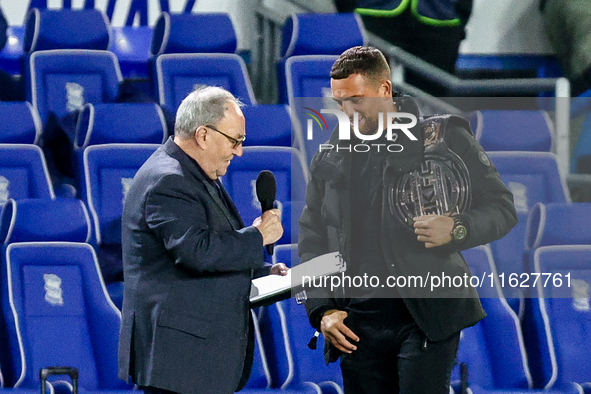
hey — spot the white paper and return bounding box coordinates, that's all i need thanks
[250,252,345,303]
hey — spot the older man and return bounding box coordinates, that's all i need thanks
[118,86,285,394]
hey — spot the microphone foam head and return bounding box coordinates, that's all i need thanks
[256,170,276,202]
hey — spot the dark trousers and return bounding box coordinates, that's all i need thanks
[339,314,460,394]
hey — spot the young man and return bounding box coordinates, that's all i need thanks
[299,46,517,393]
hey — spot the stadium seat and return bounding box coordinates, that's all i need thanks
[243,105,292,147]
[470,110,554,152]
[272,244,299,269]
[285,56,340,166]
[527,245,591,393]
[3,242,135,393]
[110,26,153,79]
[571,112,591,173]
[0,103,42,144]
[486,152,569,312]
[82,144,160,287]
[0,198,92,388]
[151,12,256,112]
[222,147,307,246]
[522,203,591,390]
[449,245,581,394]
[277,13,364,104]
[23,8,122,124]
[74,103,167,149]
[260,300,342,393]
[0,145,54,206]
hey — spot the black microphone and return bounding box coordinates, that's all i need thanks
[256,170,277,255]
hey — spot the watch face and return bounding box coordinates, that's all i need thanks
[453,225,467,241]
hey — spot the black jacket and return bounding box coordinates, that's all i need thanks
[299,115,517,343]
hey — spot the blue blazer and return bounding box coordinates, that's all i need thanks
[118,137,266,393]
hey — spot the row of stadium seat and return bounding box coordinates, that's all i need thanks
[1,198,590,394]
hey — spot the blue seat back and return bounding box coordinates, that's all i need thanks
[286,56,340,166]
[27,50,122,124]
[281,13,364,58]
[272,244,300,269]
[75,103,167,149]
[23,8,110,53]
[151,12,237,55]
[222,147,307,244]
[470,110,554,152]
[531,246,591,388]
[262,300,343,390]
[83,144,160,245]
[486,152,568,280]
[277,13,364,103]
[571,112,591,173]
[155,53,255,112]
[243,105,292,147]
[0,145,54,206]
[5,242,127,390]
[0,103,42,144]
[244,310,272,390]
[451,246,532,390]
[0,198,92,388]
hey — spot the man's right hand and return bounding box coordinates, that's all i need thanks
[320,309,359,353]
[253,209,283,246]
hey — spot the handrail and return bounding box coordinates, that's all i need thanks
[367,33,563,96]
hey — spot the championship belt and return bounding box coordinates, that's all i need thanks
[387,117,472,229]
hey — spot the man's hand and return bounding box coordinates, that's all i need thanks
[270,263,288,276]
[413,214,454,248]
[253,209,283,246]
[320,310,359,353]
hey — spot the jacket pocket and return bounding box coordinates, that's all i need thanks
[157,310,212,339]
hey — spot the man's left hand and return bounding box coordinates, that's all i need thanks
[270,263,289,276]
[413,215,454,248]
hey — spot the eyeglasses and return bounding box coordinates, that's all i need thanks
[205,125,246,149]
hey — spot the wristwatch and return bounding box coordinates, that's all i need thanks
[451,216,468,243]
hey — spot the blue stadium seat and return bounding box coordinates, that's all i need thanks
[74,103,167,149]
[0,26,25,75]
[285,56,340,167]
[243,105,292,147]
[571,112,591,173]
[222,147,308,246]
[0,198,92,388]
[528,245,591,393]
[260,300,341,393]
[0,103,42,144]
[470,110,554,152]
[277,13,364,104]
[0,145,55,206]
[449,246,581,394]
[4,242,135,394]
[23,8,122,124]
[272,244,300,269]
[82,144,160,286]
[241,310,318,393]
[522,203,591,390]
[151,12,255,112]
[486,152,569,312]
[110,26,153,78]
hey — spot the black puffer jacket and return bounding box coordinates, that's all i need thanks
[299,115,517,343]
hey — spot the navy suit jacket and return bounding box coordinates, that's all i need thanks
[118,137,266,393]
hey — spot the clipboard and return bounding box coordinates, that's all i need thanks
[250,252,346,305]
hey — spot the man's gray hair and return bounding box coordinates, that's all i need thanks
[174,86,244,139]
